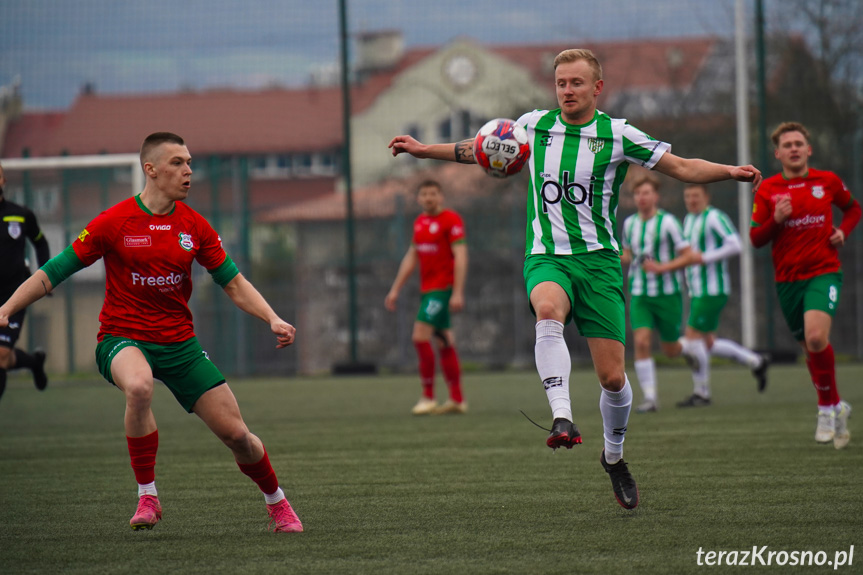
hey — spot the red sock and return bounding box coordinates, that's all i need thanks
[237,448,280,495]
[127,430,158,485]
[807,345,841,406]
[439,346,463,403]
[414,341,436,399]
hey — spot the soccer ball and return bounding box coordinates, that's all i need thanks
[473,118,530,178]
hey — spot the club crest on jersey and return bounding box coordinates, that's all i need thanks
[7,221,21,239]
[429,222,439,234]
[587,138,605,154]
[811,186,825,199]
[178,232,194,251]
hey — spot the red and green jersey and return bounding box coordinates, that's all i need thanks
[752,169,853,282]
[413,209,465,292]
[72,195,230,342]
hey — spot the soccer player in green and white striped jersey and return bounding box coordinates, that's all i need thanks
[620,174,702,413]
[389,48,762,510]
[644,184,768,406]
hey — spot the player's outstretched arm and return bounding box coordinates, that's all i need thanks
[388,136,477,164]
[385,246,418,312]
[222,273,295,348]
[654,153,762,188]
[0,270,54,328]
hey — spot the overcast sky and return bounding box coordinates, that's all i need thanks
[1,0,744,110]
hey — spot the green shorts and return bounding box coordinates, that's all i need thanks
[776,272,843,341]
[524,250,625,343]
[630,294,683,342]
[416,289,452,330]
[95,335,226,413]
[687,295,729,333]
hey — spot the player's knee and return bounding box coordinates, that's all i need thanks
[220,426,254,453]
[805,331,829,353]
[598,370,626,392]
[534,300,564,322]
[411,333,430,345]
[0,348,13,369]
[634,339,651,357]
[123,380,154,409]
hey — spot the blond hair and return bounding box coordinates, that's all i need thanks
[553,49,602,81]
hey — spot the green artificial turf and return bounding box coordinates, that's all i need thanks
[1,363,860,574]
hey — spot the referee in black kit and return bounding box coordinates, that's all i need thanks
[0,161,50,402]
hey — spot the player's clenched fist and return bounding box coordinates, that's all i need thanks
[773,196,792,223]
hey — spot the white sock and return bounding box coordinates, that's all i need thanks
[535,319,572,422]
[599,376,633,464]
[634,358,657,402]
[681,337,710,397]
[711,338,761,369]
[137,481,158,497]
[819,405,834,416]
[264,486,285,505]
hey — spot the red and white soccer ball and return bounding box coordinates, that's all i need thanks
[473,118,531,178]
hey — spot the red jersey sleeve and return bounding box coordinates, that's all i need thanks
[447,212,466,245]
[73,210,114,265]
[192,212,228,270]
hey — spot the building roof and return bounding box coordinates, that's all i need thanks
[1,37,717,159]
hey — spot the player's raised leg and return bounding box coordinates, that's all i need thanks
[530,281,580,449]
[193,384,302,533]
[708,337,770,392]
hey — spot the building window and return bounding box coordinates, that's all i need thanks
[459,110,473,139]
[438,117,452,141]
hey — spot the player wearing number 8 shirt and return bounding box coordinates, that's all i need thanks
[389,48,761,510]
[385,180,467,415]
[751,122,861,449]
[0,132,303,533]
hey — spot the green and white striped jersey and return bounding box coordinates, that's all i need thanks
[516,109,670,256]
[683,206,739,297]
[622,209,689,296]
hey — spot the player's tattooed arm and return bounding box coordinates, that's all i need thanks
[454,139,475,164]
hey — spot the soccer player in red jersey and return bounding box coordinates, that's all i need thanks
[750,122,861,449]
[385,180,468,415]
[0,133,303,532]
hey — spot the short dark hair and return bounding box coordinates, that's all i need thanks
[771,122,810,147]
[417,179,441,193]
[629,173,660,194]
[683,183,709,196]
[140,132,185,168]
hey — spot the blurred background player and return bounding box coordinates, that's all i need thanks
[0,161,50,403]
[644,183,769,406]
[388,48,761,510]
[0,133,303,532]
[620,174,699,413]
[750,122,860,449]
[385,180,468,415]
